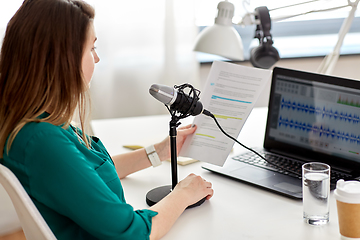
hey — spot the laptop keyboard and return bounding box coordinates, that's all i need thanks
[232,150,352,187]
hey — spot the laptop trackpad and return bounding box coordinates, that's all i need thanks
[230,166,302,194]
[274,182,302,193]
[230,167,275,181]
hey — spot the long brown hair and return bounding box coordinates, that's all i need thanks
[0,0,95,157]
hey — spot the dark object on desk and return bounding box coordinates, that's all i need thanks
[147,83,206,208]
[146,185,206,209]
[203,67,360,199]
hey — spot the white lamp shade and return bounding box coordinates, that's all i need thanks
[193,24,244,61]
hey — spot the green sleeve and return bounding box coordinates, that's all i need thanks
[25,128,158,240]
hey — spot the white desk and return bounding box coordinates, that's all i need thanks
[91,107,341,240]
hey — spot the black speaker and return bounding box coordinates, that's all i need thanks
[250,6,279,69]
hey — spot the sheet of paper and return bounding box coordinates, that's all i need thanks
[179,61,272,166]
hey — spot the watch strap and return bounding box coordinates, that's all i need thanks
[145,145,162,167]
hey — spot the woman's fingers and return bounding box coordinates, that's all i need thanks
[177,124,196,135]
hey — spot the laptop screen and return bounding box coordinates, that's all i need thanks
[265,67,360,169]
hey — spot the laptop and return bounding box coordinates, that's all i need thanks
[202,67,360,199]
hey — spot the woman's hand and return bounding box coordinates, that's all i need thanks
[173,173,214,206]
[154,124,196,161]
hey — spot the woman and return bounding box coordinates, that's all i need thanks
[0,0,213,239]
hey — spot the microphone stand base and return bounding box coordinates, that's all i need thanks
[146,185,206,209]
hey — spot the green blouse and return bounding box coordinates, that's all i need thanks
[1,118,157,240]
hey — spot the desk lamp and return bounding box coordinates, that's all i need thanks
[194,0,359,74]
[193,1,244,61]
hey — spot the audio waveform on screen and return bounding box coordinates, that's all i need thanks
[278,116,360,144]
[280,98,360,124]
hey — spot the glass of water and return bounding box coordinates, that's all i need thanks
[302,162,330,225]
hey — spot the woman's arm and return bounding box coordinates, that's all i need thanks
[113,125,214,240]
[111,124,214,239]
[112,124,196,179]
[149,173,214,240]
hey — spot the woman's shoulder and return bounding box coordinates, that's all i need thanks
[23,121,66,136]
[15,121,72,148]
[5,121,71,163]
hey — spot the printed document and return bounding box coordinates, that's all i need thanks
[180,61,272,166]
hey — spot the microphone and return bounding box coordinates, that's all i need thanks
[149,84,210,116]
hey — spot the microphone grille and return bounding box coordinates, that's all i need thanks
[149,84,175,105]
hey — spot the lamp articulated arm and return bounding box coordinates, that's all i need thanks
[238,0,359,74]
[317,0,359,75]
